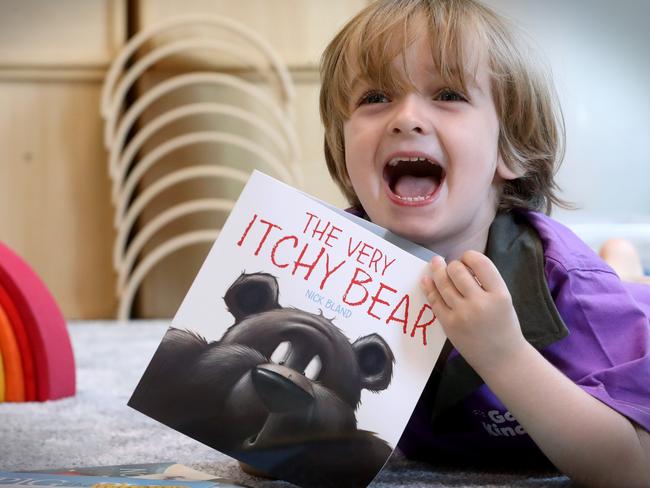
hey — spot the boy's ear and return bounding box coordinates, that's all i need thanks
[495,155,524,181]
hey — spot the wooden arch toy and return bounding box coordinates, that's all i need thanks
[116,198,235,294]
[0,285,36,400]
[104,38,285,150]
[113,130,294,223]
[0,242,75,401]
[102,15,299,319]
[101,15,295,146]
[111,102,296,190]
[117,230,220,320]
[0,301,24,401]
[114,169,248,319]
[107,72,301,186]
[0,347,4,402]
[113,165,249,271]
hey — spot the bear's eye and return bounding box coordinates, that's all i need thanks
[270,341,291,365]
[304,355,322,380]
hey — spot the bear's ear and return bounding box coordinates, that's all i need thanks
[224,272,280,322]
[352,334,394,392]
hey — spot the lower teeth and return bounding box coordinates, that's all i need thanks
[395,193,432,202]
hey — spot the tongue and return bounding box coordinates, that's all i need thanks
[394,175,438,198]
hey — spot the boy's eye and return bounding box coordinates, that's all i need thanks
[435,88,467,102]
[358,91,391,106]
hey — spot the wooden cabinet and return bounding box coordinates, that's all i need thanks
[0,0,125,67]
[0,0,361,318]
[135,0,366,68]
[0,1,125,319]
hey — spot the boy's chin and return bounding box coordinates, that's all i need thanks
[384,222,437,249]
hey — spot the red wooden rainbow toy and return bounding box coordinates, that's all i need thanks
[0,242,75,402]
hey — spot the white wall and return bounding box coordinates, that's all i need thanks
[484,0,650,221]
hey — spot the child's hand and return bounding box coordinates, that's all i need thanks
[421,251,527,374]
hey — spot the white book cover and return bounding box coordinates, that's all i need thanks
[129,171,447,488]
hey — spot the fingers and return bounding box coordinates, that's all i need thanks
[421,274,450,314]
[422,252,505,310]
[459,250,506,293]
[428,256,464,309]
[446,259,481,298]
[427,255,482,301]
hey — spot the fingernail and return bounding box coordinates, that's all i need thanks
[431,255,445,266]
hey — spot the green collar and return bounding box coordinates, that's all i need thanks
[428,211,569,419]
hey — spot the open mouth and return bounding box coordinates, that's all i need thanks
[383,156,445,205]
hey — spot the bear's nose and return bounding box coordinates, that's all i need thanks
[252,364,314,412]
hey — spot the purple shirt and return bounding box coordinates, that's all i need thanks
[398,210,650,465]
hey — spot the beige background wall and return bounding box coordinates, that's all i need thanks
[0,0,361,319]
[0,0,126,319]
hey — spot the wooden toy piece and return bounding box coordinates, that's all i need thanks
[0,285,37,400]
[116,198,235,293]
[100,16,302,321]
[0,300,25,401]
[118,229,220,320]
[113,131,292,228]
[113,165,249,269]
[107,72,300,185]
[105,38,280,147]
[100,15,295,137]
[110,102,295,189]
[0,346,4,402]
[0,242,75,400]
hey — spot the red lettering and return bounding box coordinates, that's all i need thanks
[302,211,318,235]
[357,243,372,265]
[324,225,342,248]
[292,244,326,281]
[342,268,372,306]
[310,220,330,241]
[320,254,346,290]
[347,237,362,257]
[368,248,382,273]
[382,256,396,276]
[237,213,258,246]
[271,235,298,268]
[367,282,397,319]
[411,304,436,346]
[302,212,335,242]
[386,294,410,333]
[254,219,282,256]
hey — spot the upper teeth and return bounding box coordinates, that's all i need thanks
[388,156,433,166]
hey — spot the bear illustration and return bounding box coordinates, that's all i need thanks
[129,272,395,488]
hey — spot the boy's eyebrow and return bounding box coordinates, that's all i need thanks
[346,79,377,104]
[348,79,362,94]
[348,78,369,94]
[346,67,484,97]
[465,76,483,95]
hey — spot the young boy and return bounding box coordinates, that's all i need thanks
[319,1,650,486]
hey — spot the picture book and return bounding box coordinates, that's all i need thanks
[0,471,246,488]
[28,463,239,484]
[129,171,448,488]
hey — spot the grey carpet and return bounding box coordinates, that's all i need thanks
[0,322,572,487]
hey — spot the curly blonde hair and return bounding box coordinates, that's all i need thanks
[319,0,568,214]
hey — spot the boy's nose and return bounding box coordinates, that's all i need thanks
[388,97,431,136]
[391,123,424,135]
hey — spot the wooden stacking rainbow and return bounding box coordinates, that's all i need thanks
[0,242,75,402]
